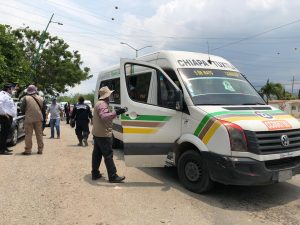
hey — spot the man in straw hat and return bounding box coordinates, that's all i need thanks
[20,84,45,155]
[91,86,127,183]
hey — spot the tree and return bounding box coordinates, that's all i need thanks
[12,27,91,95]
[260,80,295,100]
[58,91,95,106]
[0,25,32,87]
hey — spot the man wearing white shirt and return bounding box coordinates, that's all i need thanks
[0,84,17,155]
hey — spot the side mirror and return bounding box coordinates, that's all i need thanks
[175,89,183,111]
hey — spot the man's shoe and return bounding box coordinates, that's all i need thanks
[83,138,88,146]
[49,137,54,139]
[5,148,13,152]
[37,152,43,155]
[21,152,31,155]
[92,174,102,180]
[57,136,60,139]
[109,175,125,183]
[77,142,83,146]
[0,151,12,155]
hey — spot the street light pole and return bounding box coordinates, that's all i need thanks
[32,13,63,78]
[120,42,152,58]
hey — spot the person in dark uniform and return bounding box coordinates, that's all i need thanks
[0,84,17,155]
[64,102,71,124]
[71,96,93,146]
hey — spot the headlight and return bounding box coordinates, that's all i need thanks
[219,120,248,152]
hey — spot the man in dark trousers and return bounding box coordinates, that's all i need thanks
[0,84,17,155]
[91,86,126,183]
[71,96,93,146]
[64,102,71,124]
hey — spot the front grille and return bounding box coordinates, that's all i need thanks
[245,129,300,154]
[265,156,300,170]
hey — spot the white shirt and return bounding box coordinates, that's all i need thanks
[0,91,17,118]
[47,103,61,119]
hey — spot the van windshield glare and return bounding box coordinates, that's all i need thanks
[177,68,265,105]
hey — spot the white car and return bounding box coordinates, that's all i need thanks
[84,100,93,109]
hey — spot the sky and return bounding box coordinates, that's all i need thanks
[1,0,300,95]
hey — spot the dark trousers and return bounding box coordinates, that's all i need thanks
[92,137,117,179]
[75,120,90,143]
[66,113,70,124]
[0,116,12,152]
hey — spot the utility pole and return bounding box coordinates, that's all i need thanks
[32,13,63,81]
[292,76,295,94]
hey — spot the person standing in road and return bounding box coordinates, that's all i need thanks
[71,96,93,147]
[46,98,63,139]
[91,86,127,183]
[64,102,71,124]
[0,84,17,155]
[20,85,44,155]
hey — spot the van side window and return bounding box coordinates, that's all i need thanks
[99,78,120,104]
[125,64,152,104]
[158,71,177,109]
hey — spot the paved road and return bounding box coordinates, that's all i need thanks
[0,123,300,225]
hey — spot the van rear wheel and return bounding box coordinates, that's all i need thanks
[177,150,213,193]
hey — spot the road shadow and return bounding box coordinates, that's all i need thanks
[83,174,171,191]
[138,167,300,212]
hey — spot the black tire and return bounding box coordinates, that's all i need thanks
[177,150,213,193]
[9,127,18,146]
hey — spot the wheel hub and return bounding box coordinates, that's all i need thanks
[185,161,202,182]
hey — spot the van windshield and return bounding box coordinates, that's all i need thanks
[178,68,265,105]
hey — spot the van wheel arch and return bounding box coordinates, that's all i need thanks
[177,149,214,193]
[175,142,199,166]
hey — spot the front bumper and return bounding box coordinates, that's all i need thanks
[203,152,300,186]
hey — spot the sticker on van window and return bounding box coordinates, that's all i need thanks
[222,81,235,92]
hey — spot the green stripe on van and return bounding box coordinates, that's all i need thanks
[193,109,285,136]
[121,114,171,122]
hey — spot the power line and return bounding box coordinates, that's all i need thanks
[212,18,300,51]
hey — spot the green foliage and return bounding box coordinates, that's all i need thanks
[13,27,91,95]
[58,91,95,106]
[260,80,296,100]
[0,25,32,87]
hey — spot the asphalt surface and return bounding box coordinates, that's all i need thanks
[0,123,300,225]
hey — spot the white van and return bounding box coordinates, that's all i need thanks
[95,50,300,193]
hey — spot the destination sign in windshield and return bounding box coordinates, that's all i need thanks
[178,68,243,80]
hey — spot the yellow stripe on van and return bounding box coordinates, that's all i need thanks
[123,127,158,134]
[202,121,222,145]
[222,115,293,122]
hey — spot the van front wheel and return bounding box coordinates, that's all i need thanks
[177,150,213,193]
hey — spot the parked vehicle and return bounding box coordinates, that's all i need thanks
[84,100,93,109]
[6,101,25,146]
[95,50,300,193]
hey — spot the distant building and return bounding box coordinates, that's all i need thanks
[269,100,300,118]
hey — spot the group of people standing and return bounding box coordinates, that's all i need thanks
[0,83,127,183]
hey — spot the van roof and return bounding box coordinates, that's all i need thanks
[98,50,238,78]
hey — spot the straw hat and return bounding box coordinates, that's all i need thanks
[27,84,37,95]
[99,86,114,100]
